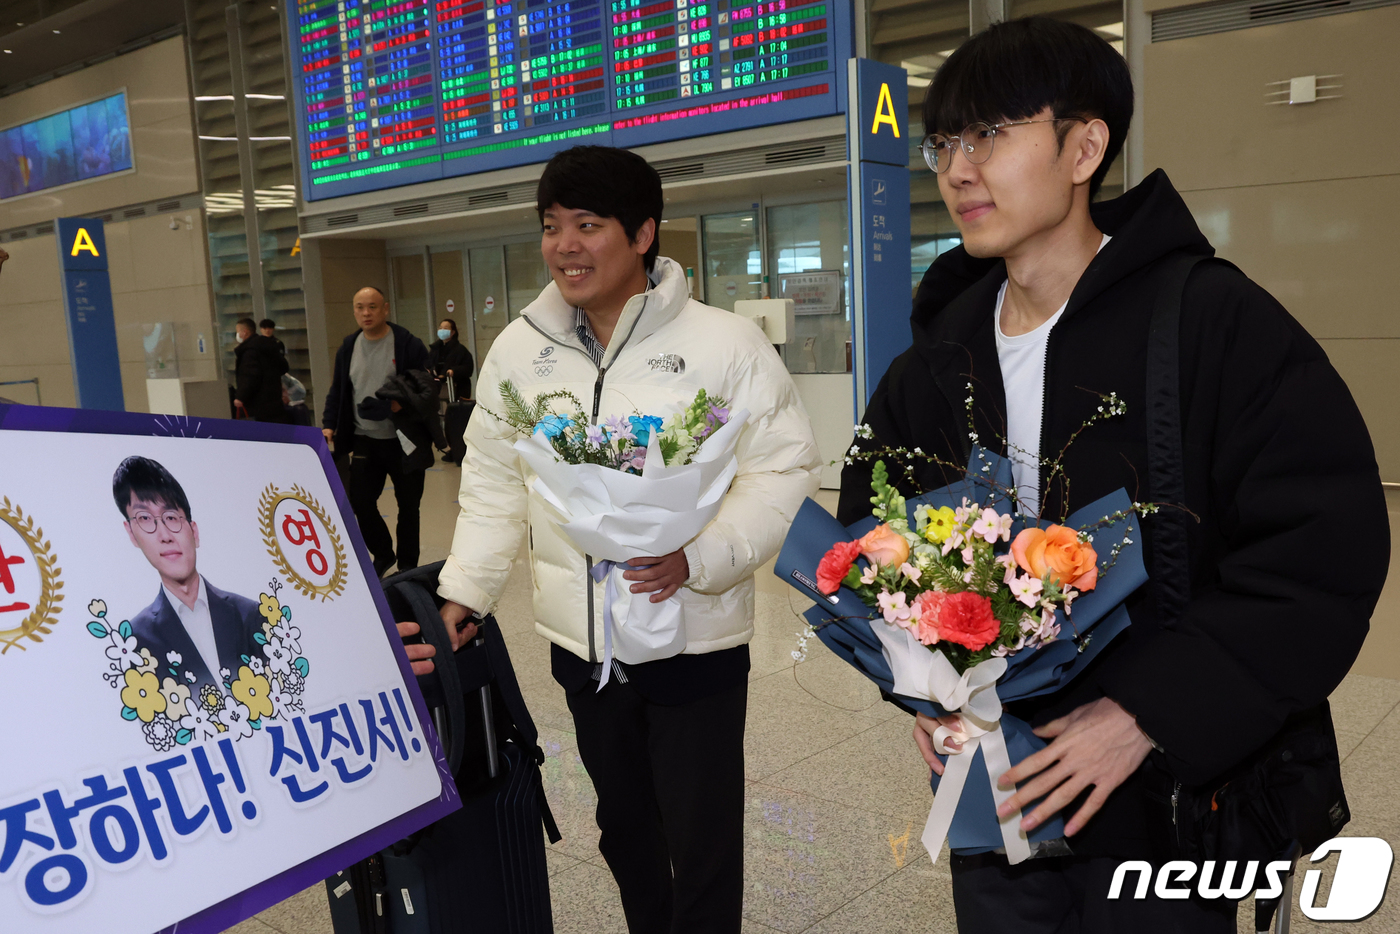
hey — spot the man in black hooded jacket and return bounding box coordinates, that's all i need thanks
[839,17,1389,933]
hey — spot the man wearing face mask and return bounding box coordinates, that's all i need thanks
[233,317,290,422]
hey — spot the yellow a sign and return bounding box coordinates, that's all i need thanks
[69,227,100,257]
[870,82,901,138]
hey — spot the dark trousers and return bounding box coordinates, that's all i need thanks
[564,678,747,934]
[347,435,425,570]
[950,852,1238,934]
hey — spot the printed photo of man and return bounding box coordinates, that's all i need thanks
[113,455,264,687]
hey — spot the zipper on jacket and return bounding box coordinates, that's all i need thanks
[1171,780,1181,847]
[519,296,648,664]
[1037,324,1058,514]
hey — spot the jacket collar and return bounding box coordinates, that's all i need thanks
[911,170,1213,354]
[521,257,689,367]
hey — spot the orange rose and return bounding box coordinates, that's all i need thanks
[1010,525,1098,592]
[858,524,910,569]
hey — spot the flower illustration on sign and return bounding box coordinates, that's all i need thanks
[88,577,311,751]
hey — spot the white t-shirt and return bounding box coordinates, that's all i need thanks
[995,234,1111,516]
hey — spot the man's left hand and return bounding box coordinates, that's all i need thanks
[395,621,437,676]
[622,550,690,603]
[995,696,1153,837]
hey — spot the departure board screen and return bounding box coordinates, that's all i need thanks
[289,0,850,201]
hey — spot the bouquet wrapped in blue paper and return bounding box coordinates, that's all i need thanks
[775,447,1148,865]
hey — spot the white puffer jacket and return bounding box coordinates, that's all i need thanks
[437,256,821,662]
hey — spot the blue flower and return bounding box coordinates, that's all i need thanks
[628,415,664,447]
[535,414,574,439]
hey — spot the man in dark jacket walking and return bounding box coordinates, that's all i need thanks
[840,18,1389,934]
[233,317,289,422]
[322,286,431,575]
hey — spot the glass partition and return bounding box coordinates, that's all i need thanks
[701,212,762,312]
[767,201,850,374]
[390,254,431,346]
[469,246,508,364]
[505,241,552,319]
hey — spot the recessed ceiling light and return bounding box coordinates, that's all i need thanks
[52,29,60,34]
[2,50,9,54]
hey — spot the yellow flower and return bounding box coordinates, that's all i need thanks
[230,665,274,721]
[258,593,283,625]
[161,677,192,721]
[922,506,959,544]
[122,669,166,723]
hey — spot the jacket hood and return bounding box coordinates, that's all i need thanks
[911,169,1214,349]
[520,256,690,366]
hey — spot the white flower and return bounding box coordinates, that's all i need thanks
[270,622,302,655]
[219,667,231,682]
[248,657,266,676]
[105,632,142,670]
[181,706,219,743]
[263,637,292,676]
[216,697,254,740]
[166,650,182,666]
[184,670,197,683]
[88,599,107,618]
[269,682,303,720]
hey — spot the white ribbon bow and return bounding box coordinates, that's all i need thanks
[871,624,1032,865]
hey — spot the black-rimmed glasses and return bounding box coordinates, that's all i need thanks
[919,118,1074,174]
[130,511,187,534]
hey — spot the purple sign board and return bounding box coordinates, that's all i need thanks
[0,404,459,934]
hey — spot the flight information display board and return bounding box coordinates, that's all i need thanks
[289,0,851,201]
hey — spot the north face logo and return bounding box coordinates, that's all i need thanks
[648,354,685,374]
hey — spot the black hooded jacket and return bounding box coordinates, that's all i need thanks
[234,333,290,422]
[839,170,1389,856]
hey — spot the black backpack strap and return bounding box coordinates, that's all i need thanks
[392,578,466,775]
[1145,253,1207,628]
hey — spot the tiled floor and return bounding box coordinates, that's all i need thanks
[227,472,1400,934]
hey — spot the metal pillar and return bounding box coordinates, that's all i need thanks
[970,0,1005,35]
[1124,0,1149,188]
[226,2,268,320]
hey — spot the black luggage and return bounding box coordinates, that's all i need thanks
[443,375,473,466]
[325,562,559,934]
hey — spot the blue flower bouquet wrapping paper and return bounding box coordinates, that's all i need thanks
[774,450,1148,863]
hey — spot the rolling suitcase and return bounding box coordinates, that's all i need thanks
[443,375,474,466]
[325,562,559,934]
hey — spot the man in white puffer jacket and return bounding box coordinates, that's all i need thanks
[436,147,821,934]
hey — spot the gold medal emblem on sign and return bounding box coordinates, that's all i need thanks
[0,497,63,654]
[258,483,346,602]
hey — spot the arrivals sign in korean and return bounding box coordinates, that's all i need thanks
[0,405,457,934]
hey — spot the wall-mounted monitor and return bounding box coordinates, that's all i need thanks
[288,0,851,202]
[0,92,134,200]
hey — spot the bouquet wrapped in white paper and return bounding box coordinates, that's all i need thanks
[498,382,748,688]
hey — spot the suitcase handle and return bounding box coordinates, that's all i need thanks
[392,580,466,775]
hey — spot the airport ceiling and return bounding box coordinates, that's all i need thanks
[0,0,184,96]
